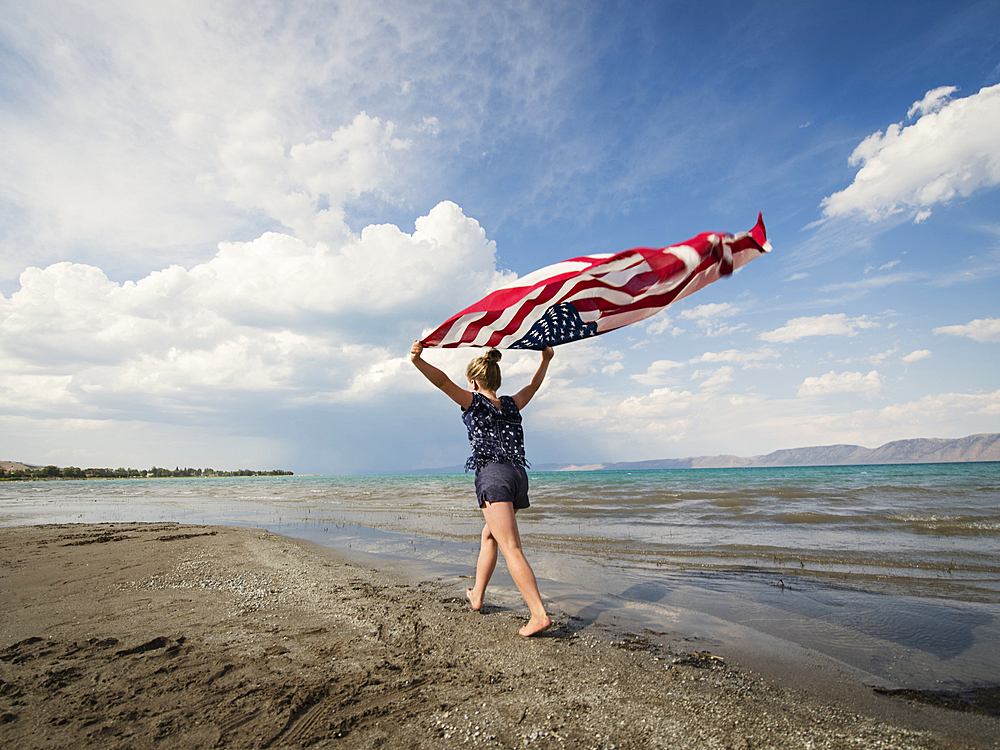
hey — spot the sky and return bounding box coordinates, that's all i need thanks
[1,0,999,475]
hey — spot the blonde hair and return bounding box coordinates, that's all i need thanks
[466,349,502,391]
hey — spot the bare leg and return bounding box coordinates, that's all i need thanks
[467,522,497,611]
[480,501,551,637]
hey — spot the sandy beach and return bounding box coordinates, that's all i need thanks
[1,523,997,749]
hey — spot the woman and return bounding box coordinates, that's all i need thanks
[409,340,554,637]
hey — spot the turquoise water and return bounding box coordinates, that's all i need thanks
[2,462,998,692]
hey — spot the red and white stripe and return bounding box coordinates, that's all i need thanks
[421,213,770,349]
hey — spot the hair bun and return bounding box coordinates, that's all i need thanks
[485,349,502,363]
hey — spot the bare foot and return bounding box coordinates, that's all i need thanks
[465,588,483,612]
[519,614,552,637]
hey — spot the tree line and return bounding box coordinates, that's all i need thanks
[1,465,294,480]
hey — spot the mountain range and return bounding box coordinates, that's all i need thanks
[536,432,1000,472]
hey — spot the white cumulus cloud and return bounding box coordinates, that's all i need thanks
[690,347,780,366]
[0,201,510,414]
[631,360,685,386]
[906,86,959,119]
[821,83,1000,222]
[933,317,1000,343]
[901,349,932,363]
[678,302,740,320]
[202,112,411,246]
[694,366,735,392]
[759,313,878,343]
[877,389,1000,423]
[644,314,681,336]
[798,370,883,398]
[630,347,779,387]
[677,302,746,337]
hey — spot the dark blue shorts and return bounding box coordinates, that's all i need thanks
[474,462,530,510]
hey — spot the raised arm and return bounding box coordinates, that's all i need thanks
[409,341,473,409]
[512,346,554,410]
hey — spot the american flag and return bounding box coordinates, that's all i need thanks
[421,214,771,350]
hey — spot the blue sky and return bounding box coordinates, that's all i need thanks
[1,0,999,474]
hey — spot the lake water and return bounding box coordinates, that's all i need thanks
[2,462,998,694]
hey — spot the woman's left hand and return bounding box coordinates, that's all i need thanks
[409,340,424,362]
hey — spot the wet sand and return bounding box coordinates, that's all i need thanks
[1,523,997,748]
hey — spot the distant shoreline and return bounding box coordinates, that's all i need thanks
[0,464,293,481]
